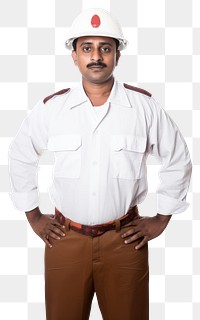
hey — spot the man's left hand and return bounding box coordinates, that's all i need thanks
[121,214,171,250]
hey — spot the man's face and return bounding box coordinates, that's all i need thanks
[71,36,121,84]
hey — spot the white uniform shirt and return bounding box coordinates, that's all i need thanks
[9,80,192,225]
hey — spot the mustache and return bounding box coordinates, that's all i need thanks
[87,62,107,68]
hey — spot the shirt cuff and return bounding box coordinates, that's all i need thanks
[10,190,39,212]
[157,194,189,215]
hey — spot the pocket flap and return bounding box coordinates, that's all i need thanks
[48,134,82,151]
[111,135,146,153]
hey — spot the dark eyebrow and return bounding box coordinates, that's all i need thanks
[80,42,113,47]
[99,42,113,46]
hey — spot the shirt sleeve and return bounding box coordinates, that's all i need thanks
[8,100,48,211]
[147,97,192,215]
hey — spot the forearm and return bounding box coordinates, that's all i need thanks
[156,213,172,228]
[156,213,172,222]
[25,207,42,224]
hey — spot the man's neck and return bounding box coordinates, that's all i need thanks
[82,77,114,106]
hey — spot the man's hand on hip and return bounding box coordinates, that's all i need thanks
[121,213,171,250]
[25,207,66,248]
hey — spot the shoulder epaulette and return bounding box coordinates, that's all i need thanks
[123,83,152,97]
[43,88,70,104]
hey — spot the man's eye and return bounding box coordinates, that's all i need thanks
[101,47,110,53]
[83,47,91,52]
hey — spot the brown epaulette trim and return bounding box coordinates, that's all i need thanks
[43,88,70,104]
[123,83,152,97]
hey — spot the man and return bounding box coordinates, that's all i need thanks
[9,8,192,320]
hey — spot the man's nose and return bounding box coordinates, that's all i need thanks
[90,49,103,61]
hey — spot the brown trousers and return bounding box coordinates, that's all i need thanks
[45,216,149,320]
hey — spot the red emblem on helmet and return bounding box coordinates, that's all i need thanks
[91,15,101,28]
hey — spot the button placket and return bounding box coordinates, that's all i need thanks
[88,130,101,224]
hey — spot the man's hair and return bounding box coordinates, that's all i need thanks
[72,38,120,51]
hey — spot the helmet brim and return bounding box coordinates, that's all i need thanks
[65,36,128,51]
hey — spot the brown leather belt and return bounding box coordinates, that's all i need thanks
[55,206,139,237]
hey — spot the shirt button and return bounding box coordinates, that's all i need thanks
[92,161,97,165]
[92,192,96,196]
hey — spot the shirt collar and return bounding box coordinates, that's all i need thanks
[65,82,88,109]
[108,80,132,108]
[65,79,132,109]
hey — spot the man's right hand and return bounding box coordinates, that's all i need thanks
[25,207,66,248]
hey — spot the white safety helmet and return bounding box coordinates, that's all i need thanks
[65,8,128,51]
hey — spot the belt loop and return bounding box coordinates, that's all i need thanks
[115,219,121,232]
[65,219,71,232]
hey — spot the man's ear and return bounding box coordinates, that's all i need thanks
[116,50,121,66]
[72,51,78,65]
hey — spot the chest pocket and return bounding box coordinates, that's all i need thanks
[110,135,146,180]
[48,134,82,178]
